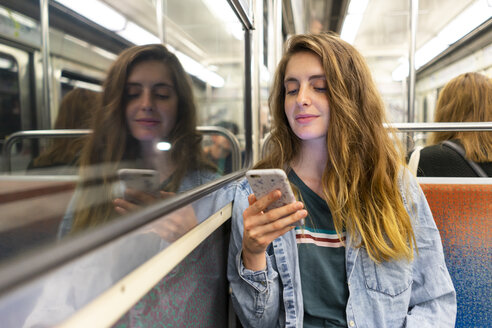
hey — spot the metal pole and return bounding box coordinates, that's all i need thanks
[272,0,283,67]
[40,0,52,127]
[408,0,418,123]
[154,0,165,43]
[243,28,253,167]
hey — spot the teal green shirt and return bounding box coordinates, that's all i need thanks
[288,170,348,327]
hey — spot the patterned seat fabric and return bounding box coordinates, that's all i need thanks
[421,183,491,328]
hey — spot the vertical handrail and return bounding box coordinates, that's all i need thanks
[407,0,419,150]
[40,0,52,128]
[154,0,165,43]
[408,0,418,124]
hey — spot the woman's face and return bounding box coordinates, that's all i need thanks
[284,51,330,144]
[125,60,178,142]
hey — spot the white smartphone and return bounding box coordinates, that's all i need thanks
[117,169,160,200]
[246,169,304,226]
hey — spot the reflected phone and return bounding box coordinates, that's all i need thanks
[246,169,304,226]
[117,169,160,200]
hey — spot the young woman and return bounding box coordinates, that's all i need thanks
[58,44,217,237]
[415,72,492,177]
[227,33,456,327]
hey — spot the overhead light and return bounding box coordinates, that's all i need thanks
[59,77,103,92]
[392,0,492,81]
[202,0,244,40]
[54,0,224,87]
[117,21,161,45]
[175,51,225,88]
[340,0,369,44]
[90,46,118,60]
[55,0,126,31]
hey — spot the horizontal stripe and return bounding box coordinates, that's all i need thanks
[295,226,338,235]
[295,229,345,240]
[295,230,346,247]
[296,235,345,248]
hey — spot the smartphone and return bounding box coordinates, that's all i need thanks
[117,169,160,200]
[246,169,304,226]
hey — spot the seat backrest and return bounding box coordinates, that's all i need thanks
[420,179,492,327]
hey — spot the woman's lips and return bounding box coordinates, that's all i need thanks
[136,118,160,126]
[295,114,318,124]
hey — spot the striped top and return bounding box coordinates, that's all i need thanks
[295,226,346,248]
[288,170,348,328]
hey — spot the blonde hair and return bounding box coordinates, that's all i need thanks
[429,72,492,162]
[257,33,415,262]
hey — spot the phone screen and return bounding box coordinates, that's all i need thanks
[117,169,160,200]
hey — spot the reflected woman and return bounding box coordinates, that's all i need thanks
[59,44,216,238]
[25,45,222,328]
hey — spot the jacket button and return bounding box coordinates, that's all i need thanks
[349,320,355,327]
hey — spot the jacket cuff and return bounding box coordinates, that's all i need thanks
[236,250,278,293]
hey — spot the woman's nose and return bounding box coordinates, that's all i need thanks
[296,86,311,106]
[140,90,153,111]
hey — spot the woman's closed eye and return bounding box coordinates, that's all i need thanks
[312,79,327,92]
[286,88,298,95]
[126,85,141,99]
[154,86,174,99]
[285,81,299,95]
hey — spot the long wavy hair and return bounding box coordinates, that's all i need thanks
[428,72,492,162]
[257,33,415,262]
[71,44,213,233]
[33,88,100,167]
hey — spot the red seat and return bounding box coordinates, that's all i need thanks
[420,181,491,327]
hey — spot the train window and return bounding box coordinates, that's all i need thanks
[59,70,103,97]
[0,0,247,265]
[0,53,20,147]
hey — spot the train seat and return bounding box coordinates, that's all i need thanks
[419,178,492,327]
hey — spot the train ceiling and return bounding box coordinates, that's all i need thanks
[0,0,489,72]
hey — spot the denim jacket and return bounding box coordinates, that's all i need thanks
[227,172,456,328]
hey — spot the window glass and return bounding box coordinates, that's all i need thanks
[0,0,245,264]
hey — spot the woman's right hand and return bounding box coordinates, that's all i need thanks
[242,190,307,271]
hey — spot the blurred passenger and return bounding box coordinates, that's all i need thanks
[59,44,217,237]
[414,72,491,177]
[227,33,456,327]
[27,88,100,174]
[204,120,239,175]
